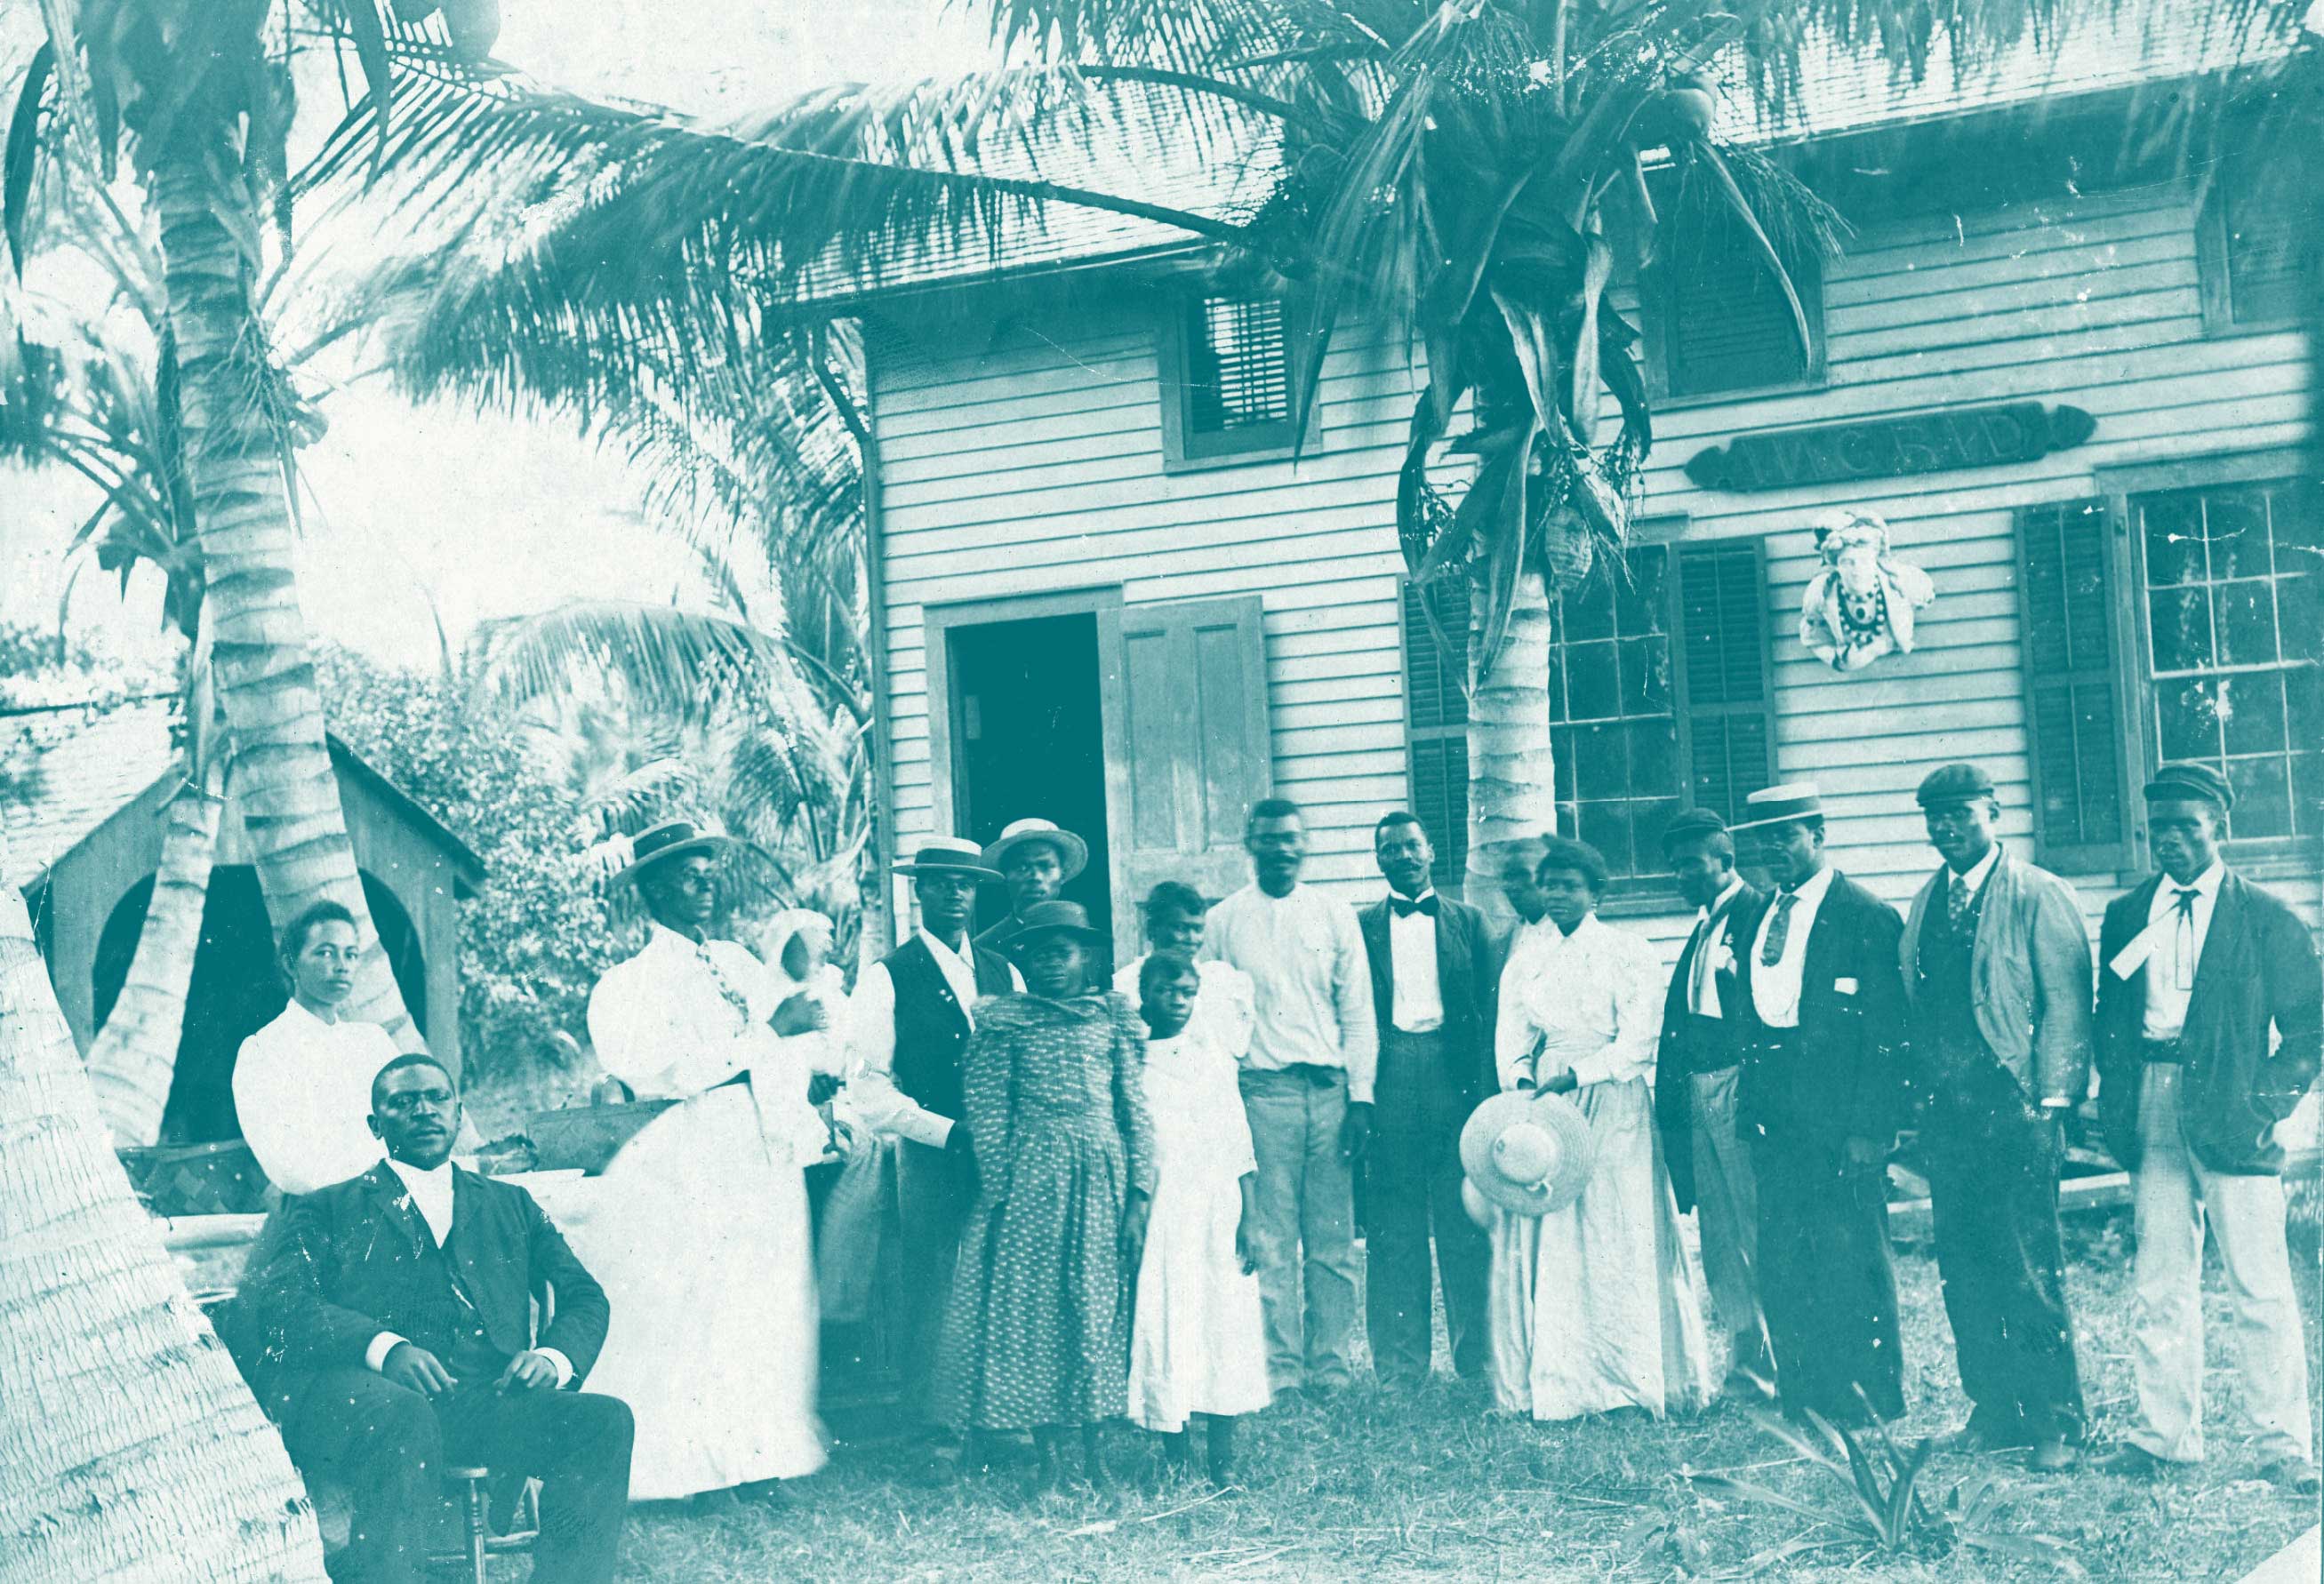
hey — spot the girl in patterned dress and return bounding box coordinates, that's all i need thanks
[936,901,1157,1492]
[1126,952,1270,1485]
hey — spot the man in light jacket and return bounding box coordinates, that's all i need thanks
[1898,764,2090,1470]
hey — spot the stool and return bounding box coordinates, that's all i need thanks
[434,1468,539,1582]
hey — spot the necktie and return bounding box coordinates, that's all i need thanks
[1390,892,1438,918]
[2172,887,2201,991]
[1946,872,1973,931]
[696,942,756,1022]
[1760,889,1800,966]
[1688,912,1719,1012]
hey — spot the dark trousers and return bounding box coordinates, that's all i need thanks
[896,1137,976,1428]
[276,1368,633,1584]
[1364,1028,1490,1384]
[1923,1060,2085,1443]
[1753,1138,1905,1424]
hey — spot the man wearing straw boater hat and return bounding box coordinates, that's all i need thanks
[2093,764,2320,1492]
[846,836,1021,1457]
[974,818,1091,951]
[1727,783,1911,1426]
[1899,764,2090,1471]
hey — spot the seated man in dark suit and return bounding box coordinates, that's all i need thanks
[244,1053,633,1584]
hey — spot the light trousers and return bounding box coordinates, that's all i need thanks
[2128,1064,2314,1465]
[1687,1066,1768,1363]
[1238,1066,1358,1392]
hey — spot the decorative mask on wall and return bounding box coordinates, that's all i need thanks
[1799,510,1936,673]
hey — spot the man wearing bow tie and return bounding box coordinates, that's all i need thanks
[1652,809,1772,1399]
[1356,812,1500,1388]
[2094,764,2320,1492]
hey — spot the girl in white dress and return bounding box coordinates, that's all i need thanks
[1487,836,1716,1423]
[1126,952,1270,1484]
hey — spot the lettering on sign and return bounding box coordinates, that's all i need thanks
[1684,403,2096,492]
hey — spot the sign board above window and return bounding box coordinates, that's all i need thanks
[1685,402,2096,492]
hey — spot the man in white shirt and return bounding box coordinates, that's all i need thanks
[1202,798,1376,1396]
[2094,764,2320,1492]
[232,900,398,1196]
[845,837,1021,1445]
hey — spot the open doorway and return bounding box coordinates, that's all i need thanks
[947,612,1113,963]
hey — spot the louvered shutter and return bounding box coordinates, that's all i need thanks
[1187,296,1292,435]
[1665,228,1815,397]
[1674,540,1775,823]
[2224,156,2305,325]
[2015,499,2130,870]
[1402,580,1470,892]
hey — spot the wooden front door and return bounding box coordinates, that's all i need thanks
[1097,596,1274,953]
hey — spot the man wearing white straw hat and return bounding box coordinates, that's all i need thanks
[1728,784,1911,1427]
[974,818,1092,952]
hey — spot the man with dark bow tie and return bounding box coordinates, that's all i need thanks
[243,1055,631,1584]
[1356,812,1500,1388]
[1651,808,1773,1399]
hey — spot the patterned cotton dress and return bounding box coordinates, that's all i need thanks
[937,990,1158,1431]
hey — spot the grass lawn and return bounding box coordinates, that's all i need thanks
[602,1214,2321,1582]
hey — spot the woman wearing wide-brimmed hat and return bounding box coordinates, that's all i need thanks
[935,900,1157,1492]
[1484,836,1715,1423]
[578,819,837,1504]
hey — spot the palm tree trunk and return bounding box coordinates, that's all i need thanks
[147,134,420,1052]
[1463,569,1559,927]
[84,746,227,1145]
[0,866,328,1582]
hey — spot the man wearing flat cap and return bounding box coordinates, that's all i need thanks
[974,818,1091,951]
[1653,807,1773,1398]
[1898,764,2090,1469]
[1728,783,1911,1426]
[847,836,1024,1454]
[2094,764,2320,1492]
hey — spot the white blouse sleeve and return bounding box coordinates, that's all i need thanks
[1494,940,1543,1092]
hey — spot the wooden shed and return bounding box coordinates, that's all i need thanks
[1,700,484,1143]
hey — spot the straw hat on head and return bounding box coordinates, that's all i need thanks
[608,817,749,887]
[982,818,1090,882]
[1727,782,1827,833]
[1460,1090,1598,1217]
[998,900,1107,956]
[894,836,1003,882]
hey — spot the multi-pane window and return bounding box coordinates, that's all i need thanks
[2136,479,2322,840]
[1182,295,1292,445]
[1550,548,1682,879]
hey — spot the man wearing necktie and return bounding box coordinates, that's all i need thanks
[1897,764,2091,1470]
[1728,784,1911,1427]
[1355,812,1501,1388]
[1652,808,1773,1399]
[2094,764,2320,1492]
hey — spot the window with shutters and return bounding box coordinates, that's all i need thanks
[1648,216,1824,400]
[1400,580,1471,892]
[2015,499,2134,871]
[1162,292,1300,465]
[2198,148,2309,332]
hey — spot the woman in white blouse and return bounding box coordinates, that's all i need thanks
[1487,836,1714,1422]
[232,900,397,1196]
[577,823,841,1506]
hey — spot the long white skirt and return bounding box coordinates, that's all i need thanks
[573,1084,828,1498]
[1487,1076,1716,1421]
[1126,1169,1272,1432]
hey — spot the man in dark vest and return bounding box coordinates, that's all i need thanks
[1898,764,2090,1469]
[846,836,1020,1454]
[2093,764,2320,1492]
[244,1054,631,1584]
[1652,807,1773,1398]
[1727,783,1911,1427]
[1356,812,1499,1388]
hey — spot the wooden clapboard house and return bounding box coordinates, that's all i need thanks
[842,5,2318,960]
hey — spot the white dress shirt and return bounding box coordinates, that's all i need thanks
[1687,875,1748,1020]
[2140,862,2225,1040]
[1494,914,1663,1090]
[1385,892,1446,1033]
[231,1000,397,1196]
[847,927,1023,1148]
[363,1156,573,1385]
[1749,865,1839,1029]
[1201,884,1381,1102]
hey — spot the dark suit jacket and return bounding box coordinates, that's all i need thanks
[238,1162,610,1396]
[1357,893,1503,1114]
[2096,870,2323,1175]
[1654,880,1765,1211]
[1735,869,1911,1155]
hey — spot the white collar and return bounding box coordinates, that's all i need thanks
[1388,887,1437,906]
[1698,875,1745,923]
[1949,843,2002,894]
[918,926,974,965]
[1778,866,1837,905]
[2162,862,2225,901]
[384,1156,454,1196]
[281,996,344,1031]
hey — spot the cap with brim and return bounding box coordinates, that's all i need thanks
[1459,1091,1597,1217]
[1916,763,1998,808]
[1727,782,1827,833]
[999,900,1107,955]
[610,818,749,886]
[894,836,1005,882]
[2143,762,2234,812]
[982,818,1091,883]
[1660,807,1730,851]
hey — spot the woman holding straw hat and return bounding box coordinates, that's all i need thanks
[1482,836,1715,1423]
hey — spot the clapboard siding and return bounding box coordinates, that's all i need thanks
[869,172,2314,924]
